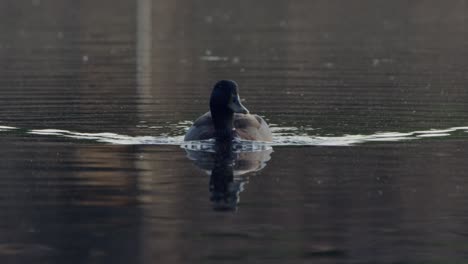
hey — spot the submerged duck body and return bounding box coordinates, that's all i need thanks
[184,80,272,142]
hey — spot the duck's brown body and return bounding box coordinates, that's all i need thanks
[184,112,272,141]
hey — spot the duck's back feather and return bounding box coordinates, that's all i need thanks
[184,112,272,141]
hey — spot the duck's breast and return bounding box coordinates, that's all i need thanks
[234,114,272,141]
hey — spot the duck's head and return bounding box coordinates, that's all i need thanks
[209,80,249,139]
[209,80,249,116]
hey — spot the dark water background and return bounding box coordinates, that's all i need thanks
[1,0,468,263]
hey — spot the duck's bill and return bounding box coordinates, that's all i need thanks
[229,95,249,114]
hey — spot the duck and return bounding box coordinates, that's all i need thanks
[184,80,272,142]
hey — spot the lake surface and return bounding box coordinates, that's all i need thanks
[1,0,468,263]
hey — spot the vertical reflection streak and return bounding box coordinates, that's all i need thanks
[137,0,153,95]
[136,0,154,197]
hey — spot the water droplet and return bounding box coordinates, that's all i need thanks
[204,16,213,23]
[18,29,26,38]
[372,58,380,67]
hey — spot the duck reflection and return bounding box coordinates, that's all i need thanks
[184,140,272,210]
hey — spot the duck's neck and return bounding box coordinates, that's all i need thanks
[211,108,234,141]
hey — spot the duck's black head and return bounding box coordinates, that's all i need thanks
[209,80,249,139]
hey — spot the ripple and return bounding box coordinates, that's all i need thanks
[271,126,468,146]
[181,139,273,153]
[28,129,183,145]
[1,124,467,147]
[199,56,229,62]
[0,125,18,131]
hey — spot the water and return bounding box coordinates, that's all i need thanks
[1,0,468,263]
